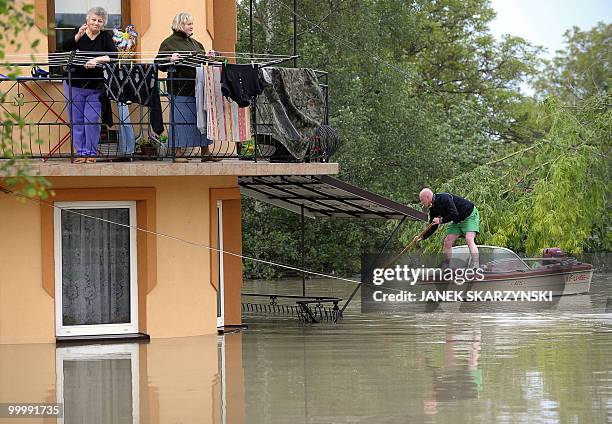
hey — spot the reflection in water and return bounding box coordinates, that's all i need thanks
[56,344,138,424]
[0,274,610,423]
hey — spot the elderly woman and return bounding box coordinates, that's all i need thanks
[62,6,117,163]
[156,12,214,162]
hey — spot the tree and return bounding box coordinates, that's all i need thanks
[410,94,610,254]
[237,0,543,276]
[534,22,611,104]
[0,0,51,199]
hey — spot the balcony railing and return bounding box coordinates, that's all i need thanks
[0,68,331,163]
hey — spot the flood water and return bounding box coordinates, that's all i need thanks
[241,274,612,423]
[0,274,610,423]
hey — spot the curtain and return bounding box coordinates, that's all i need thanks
[61,208,131,326]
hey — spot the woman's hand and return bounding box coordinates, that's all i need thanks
[84,55,110,69]
[171,52,181,63]
[75,23,88,41]
[84,58,98,69]
[432,217,442,225]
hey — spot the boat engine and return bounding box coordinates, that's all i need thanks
[543,247,565,265]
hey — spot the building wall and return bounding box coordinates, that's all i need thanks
[0,175,243,344]
[0,334,245,423]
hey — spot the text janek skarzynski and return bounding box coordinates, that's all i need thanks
[371,265,485,286]
[369,266,554,302]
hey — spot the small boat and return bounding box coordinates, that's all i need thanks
[414,245,593,297]
[361,245,594,313]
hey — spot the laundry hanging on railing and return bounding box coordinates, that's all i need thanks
[258,67,325,161]
[102,63,164,135]
[195,66,207,135]
[221,63,262,107]
[202,65,251,142]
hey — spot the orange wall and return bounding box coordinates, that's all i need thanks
[0,175,242,344]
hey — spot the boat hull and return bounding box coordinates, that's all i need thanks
[415,265,593,297]
[361,265,594,313]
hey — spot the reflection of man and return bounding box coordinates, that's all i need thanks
[415,188,480,267]
[422,327,483,415]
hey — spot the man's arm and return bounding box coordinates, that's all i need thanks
[420,210,438,240]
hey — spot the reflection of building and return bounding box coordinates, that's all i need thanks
[0,1,338,344]
[0,333,245,423]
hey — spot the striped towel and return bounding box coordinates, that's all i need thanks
[204,65,251,142]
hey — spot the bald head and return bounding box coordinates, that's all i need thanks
[419,188,434,208]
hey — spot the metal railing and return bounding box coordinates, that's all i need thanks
[0,68,331,163]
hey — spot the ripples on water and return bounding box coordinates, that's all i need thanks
[241,274,612,423]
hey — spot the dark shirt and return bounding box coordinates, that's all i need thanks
[61,30,118,90]
[221,63,262,107]
[155,30,205,96]
[422,193,475,239]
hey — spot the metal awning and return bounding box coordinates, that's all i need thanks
[238,175,427,221]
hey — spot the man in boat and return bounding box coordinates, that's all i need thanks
[414,188,480,268]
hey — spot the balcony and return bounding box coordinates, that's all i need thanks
[0,67,335,174]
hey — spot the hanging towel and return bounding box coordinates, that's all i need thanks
[204,65,251,142]
[195,65,207,135]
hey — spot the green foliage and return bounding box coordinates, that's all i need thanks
[238,0,546,277]
[238,1,608,277]
[411,95,610,254]
[534,22,611,103]
[0,0,51,199]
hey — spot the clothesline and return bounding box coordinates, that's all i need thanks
[1,54,299,69]
[2,51,296,64]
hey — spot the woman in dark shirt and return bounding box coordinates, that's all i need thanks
[156,12,214,162]
[62,6,117,163]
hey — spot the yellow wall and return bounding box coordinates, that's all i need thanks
[145,0,213,53]
[0,175,241,344]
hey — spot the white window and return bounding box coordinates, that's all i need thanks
[54,201,138,337]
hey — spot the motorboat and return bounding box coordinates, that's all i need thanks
[414,245,593,297]
[361,245,594,313]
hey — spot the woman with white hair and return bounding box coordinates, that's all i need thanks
[156,12,214,162]
[61,6,117,163]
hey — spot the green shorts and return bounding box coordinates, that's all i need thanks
[446,207,480,236]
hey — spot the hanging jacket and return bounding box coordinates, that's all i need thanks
[102,63,164,135]
[221,63,262,107]
[155,30,204,97]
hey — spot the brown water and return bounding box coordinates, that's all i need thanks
[240,274,612,423]
[0,274,610,423]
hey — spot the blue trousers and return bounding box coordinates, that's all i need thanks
[117,103,136,155]
[169,96,212,148]
[63,83,102,157]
